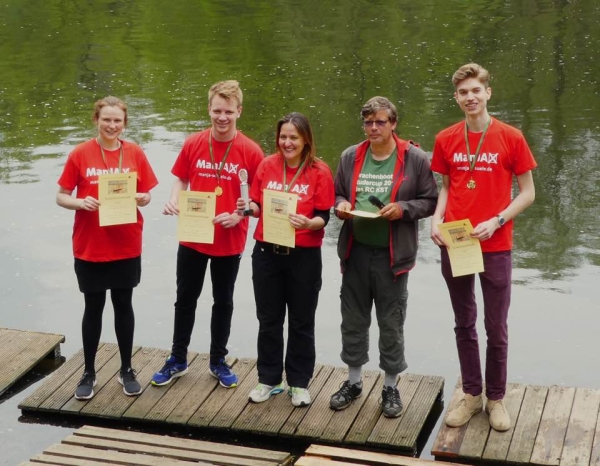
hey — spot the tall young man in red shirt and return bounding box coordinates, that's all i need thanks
[151,80,264,388]
[430,64,536,431]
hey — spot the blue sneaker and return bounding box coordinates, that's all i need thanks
[209,358,238,388]
[151,355,188,386]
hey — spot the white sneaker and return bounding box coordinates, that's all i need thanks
[248,382,285,403]
[289,387,311,407]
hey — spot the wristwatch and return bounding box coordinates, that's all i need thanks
[496,214,506,227]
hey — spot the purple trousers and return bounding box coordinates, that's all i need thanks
[441,248,512,401]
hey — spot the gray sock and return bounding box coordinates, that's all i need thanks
[384,372,398,388]
[348,366,362,385]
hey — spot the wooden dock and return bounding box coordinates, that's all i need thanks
[432,379,600,466]
[19,424,293,465]
[0,327,65,397]
[19,343,444,456]
[297,444,470,465]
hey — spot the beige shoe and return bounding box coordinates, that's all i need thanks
[445,393,483,427]
[486,398,511,431]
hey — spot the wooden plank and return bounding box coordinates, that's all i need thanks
[145,354,211,422]
[42,443,208,465]
[39,343,119,412]
[279,365,335,437]
[293,366,347,439]
[390,375,444,451]
[344,372,384,445]
[0,329,64,395]
[321,369,380,443]
[187,357,256,428]
[589,400,600,466]
[302,444,467,465]
[81,347,168,419]
[207,358,259,429]
[19,346,87,411]
[367,374,423,447]
[27,454,122,465]
[75,425,292,463]
[530,385,576,465]
[431,378,468,458]
[560,387,600,466]
[122,351,199,422]
[62,435,284,466]
[232,365,326,435]
[482,382,527,461]
[61,346,138,415]
[296,457,370,466]
[506,384,548,464]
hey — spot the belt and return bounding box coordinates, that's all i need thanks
[272,244,290,255]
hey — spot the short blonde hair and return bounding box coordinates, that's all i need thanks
[92,96,128,126]
[452,63,490,88]
[208,80,243,107]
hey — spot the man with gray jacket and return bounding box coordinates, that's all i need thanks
[330,96,438,417]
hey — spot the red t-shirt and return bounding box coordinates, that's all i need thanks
[250,155,335,248]
[171,129,264,256]
[57,138,159,262]
[431,117,537,252]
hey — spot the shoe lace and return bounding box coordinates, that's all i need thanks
[385,387,401,406]
[212,360,232,376]
[334,381,353,400]
[122,368,137,383]
[79,371,95,386]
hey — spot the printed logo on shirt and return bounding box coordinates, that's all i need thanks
[453,152,499,164]
[196,160,239,175]
[86,167,130,177]
[356,172,393,194]
[265,180,310,196]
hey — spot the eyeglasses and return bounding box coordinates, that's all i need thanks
[363,119,389,128]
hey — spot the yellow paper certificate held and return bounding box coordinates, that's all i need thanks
[438,219,484,277]
[98,172,137,227]
[263,189,298,248]
[177,191,217,244]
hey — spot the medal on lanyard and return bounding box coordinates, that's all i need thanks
[209,131,236,196]
[464,118,491,190]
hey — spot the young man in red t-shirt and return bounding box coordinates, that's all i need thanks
[151,80,264,388]
[430,64,537,431]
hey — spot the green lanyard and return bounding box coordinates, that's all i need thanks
[208,130,236,194]
[97,137,123,172]
[464,118,491,190]
[283,158,306,193]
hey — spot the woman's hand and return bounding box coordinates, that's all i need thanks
[135,192,151,207]
[80,196,100,212]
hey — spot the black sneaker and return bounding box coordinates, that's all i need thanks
[381,385,403,418]
[75,371,96,400]
[118,367,142,396]
[330,380,363,411]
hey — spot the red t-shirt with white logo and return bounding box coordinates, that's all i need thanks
[431,117,537,252]
[57,138,159,262]
[171,129,264,256]
[250,154,335,248]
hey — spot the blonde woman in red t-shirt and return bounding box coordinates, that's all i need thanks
[56,96,158,401]
[239,112,335,407]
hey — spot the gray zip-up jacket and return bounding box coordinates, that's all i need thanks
[335,134,438,275]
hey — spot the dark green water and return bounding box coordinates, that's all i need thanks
[0,0,598,463]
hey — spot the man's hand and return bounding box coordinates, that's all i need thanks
[163,199,179,216]
[430,219,447,247]
[336,201,352,220]
[213,212,242,229]
[379,202,402,221]
[471,217,500,241]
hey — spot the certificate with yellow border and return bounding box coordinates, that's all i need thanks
[98,172,137,226]
[177,191,216,244]
[263,189,298,247]
[438,219,484,277]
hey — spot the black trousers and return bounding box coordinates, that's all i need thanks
[171,244,241,365]
[252,241,323,388]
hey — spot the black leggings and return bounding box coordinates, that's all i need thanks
[82,288,135,373]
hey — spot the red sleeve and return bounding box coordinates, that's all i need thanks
[312,162,335,210]
[511,132,537,175]
[430,136,449,175]
[250,157,267,203]
[57,151,81,192]
[245,141,265,187]
[171,140,192,181]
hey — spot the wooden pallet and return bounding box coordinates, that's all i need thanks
[0,327,64,397]
[18,424,293,465]
[296,444,469,465]
[432,378,600,465]
[19,343,444,455]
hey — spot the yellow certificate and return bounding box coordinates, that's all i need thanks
[335,208,381,218]
[438,219,484,277]
[263,189,298,247]
[98,172,137,227]
[177,191,217,244]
